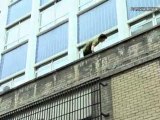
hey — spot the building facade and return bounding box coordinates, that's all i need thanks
[0,0,160,120]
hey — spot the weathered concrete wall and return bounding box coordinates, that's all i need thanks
[0,25,160,118]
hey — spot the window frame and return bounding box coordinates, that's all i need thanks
[40,0,57,7]
[128,10,160,36]
[0,42,28,82]
[39,0,63,11]
[77,0,117,43]
[8,0,20,6]
[0,73,25,95]
[7,0,32,26]
[39,0,69,32]
[36,20,68,64]
[129,15,153,36]
[127,5,160,26]
[5,17,30,50]
[78,0,108,12]
[35,53,68,78]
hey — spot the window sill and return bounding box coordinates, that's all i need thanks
[127,8,160,25]
[39,15,69,33]
[77,26,118,48]
[0,70,25,85]
[77,0,108,16]
[39,0,62,11]
[35,50,68,68]
[6,13,31,29]
[1,39,28,55]
[37,18,68,36]
[8,0,20,6]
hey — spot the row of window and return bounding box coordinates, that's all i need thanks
[6,0,117,49]
[39,0,69,31]
[7,0,32,25]
[126,0,160,19]
[6,0,160,49]
[5,17,30,49]
[1,21,68,80]
[8,0,160,26]
[130,12,160,35]
[4,11,160,77]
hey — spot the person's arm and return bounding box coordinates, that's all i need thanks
[91,39,99,52]
[91,44,95,52]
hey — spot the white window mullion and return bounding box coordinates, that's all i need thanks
[17,22,21,43]
[53,3,56,24]
[39,13,42,30]
[116,0,130,39]
[5,31,9,46]
[54,2,57,23]
[5,18,30,49]
[152,13,157,26]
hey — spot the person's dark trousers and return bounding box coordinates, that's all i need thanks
[83,49,92,56]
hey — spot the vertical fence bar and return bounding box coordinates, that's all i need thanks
[0,79,104,120]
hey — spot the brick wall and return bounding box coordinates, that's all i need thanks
[111,59,160,120]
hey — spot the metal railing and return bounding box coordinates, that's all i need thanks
[0,78,109,120]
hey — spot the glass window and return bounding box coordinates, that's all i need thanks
[6,24,19,48]
[36,55,68,77]
[79,0,106,10]
[130,16,153,35]
[0,74,25,94]
[78,0,117,43]
[9,0,18,4]
[19,19,30,40]
[40,0,63,6]
[12,74,25,87]
[5,19,30,49]
[79,0,92,8]
[40,5,55,30]
[0,44,28,79]
[36,22,68,63]
[55,0,69,21]
[126,0,160,19]
[52,55,68,69]
[40,0,51,6]
[7,0,32,24]
[36,62,52,77]
[40,0,69,31]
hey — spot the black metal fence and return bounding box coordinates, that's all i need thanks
[0,80,105,120]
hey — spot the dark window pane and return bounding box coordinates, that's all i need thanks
[0,44,28,79]
[7,0,32,24]
[36,23,68,62]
